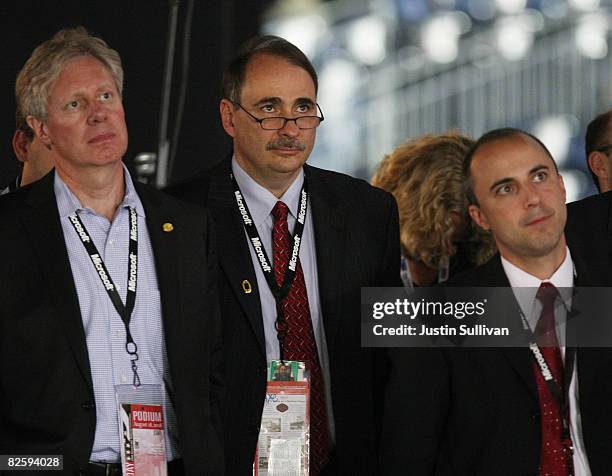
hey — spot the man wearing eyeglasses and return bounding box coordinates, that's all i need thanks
[565,110,612,275]
[584,110,612,194]
[166,35,400,475]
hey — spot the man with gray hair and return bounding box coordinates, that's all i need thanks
[0,27,223,475]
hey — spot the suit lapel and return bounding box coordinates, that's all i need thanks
[306,165,346,347]
[479,256,539,401]
[571,250,611,406]
[22,172,94,391]
[136,184,183,354]
[209,161,266,356]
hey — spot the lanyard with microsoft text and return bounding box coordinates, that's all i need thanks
[518,306,575,452]
[231,172,308,360]
[68,207,142,387]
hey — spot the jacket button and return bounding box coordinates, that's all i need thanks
[532,411,540,419]
[82,402,95,410]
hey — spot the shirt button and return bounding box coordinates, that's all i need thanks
[115,330,123,338]
[109,239,115,245]
[116,285,121,291]
[120,375,128,384]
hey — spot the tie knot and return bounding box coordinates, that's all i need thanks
[272,201,290,222]
[536,282,559,307]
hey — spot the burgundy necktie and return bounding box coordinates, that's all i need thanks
[533,282,573,476]
[272,201,330,475]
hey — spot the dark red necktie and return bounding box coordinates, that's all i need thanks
[533,282,573,476]
[272,200,330,475]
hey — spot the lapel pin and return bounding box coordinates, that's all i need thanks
[242,279,252,294]
[162,222,174,233]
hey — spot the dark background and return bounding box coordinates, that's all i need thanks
[1,0,273,187]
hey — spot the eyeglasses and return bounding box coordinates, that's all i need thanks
[232,101,324,130]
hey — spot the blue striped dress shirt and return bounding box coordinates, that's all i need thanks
[54,166,179,462]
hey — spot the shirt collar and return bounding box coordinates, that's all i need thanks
[54,163,145,218]
[231,156,304,224]
[501,247,574,321]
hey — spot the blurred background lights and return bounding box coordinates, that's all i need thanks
[467,0,496,21]
[539,0,569,19]
[495,14,534,61]
[396,0,429,22]
[562,169,589,203]
[347,15,387,65]
[259,0,612,198]
[318,58,361,115]
[533,115,579,167]
[422,12,470,63]
[568,0,600,11]
[494,0,527,15]
[264,13,327,58]
[575,13,608,59]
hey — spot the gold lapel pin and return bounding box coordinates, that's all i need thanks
[162,222,174,232]
[242,279,252,294]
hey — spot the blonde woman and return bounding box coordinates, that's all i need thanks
[372,132,495,287]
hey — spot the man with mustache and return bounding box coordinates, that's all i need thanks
[381,128,612,474]
[167,35,400,475]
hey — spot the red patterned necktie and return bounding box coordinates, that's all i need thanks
[272,200,330,475]
[533,282,573,476]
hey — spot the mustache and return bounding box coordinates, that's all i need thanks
[266,138,306,151]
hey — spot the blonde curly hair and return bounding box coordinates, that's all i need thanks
[372,132,495,269]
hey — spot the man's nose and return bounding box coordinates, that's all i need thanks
[87,102,108,125]
[523,183,542,208]
[279,118,300,137]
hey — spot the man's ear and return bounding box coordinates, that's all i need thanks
[468,203,491,231]
[557,173,566,202]
[26,116,52,149]
[220,99,236,138]
[12,130,30,163]
[588,151,610,189]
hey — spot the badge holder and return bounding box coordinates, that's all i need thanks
[254,360,310,476]
[115,384,167,476]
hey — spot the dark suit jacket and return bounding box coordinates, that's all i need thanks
[166,158,400,475]
[566,191,612,263]
[0,171,224,475]
[381,253,612,475]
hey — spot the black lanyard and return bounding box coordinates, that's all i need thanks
[231,172,308,359]
[519,302,575,448]
[68,207,141,387]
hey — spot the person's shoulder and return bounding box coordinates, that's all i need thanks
[444,254,506,287]
[164,158,229,206]
[566,191,612,241]
[136,180,208,219]
[567,190,612,218]
[0,174,48,213]
[306,164,395,205]
[0,187,25,219]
